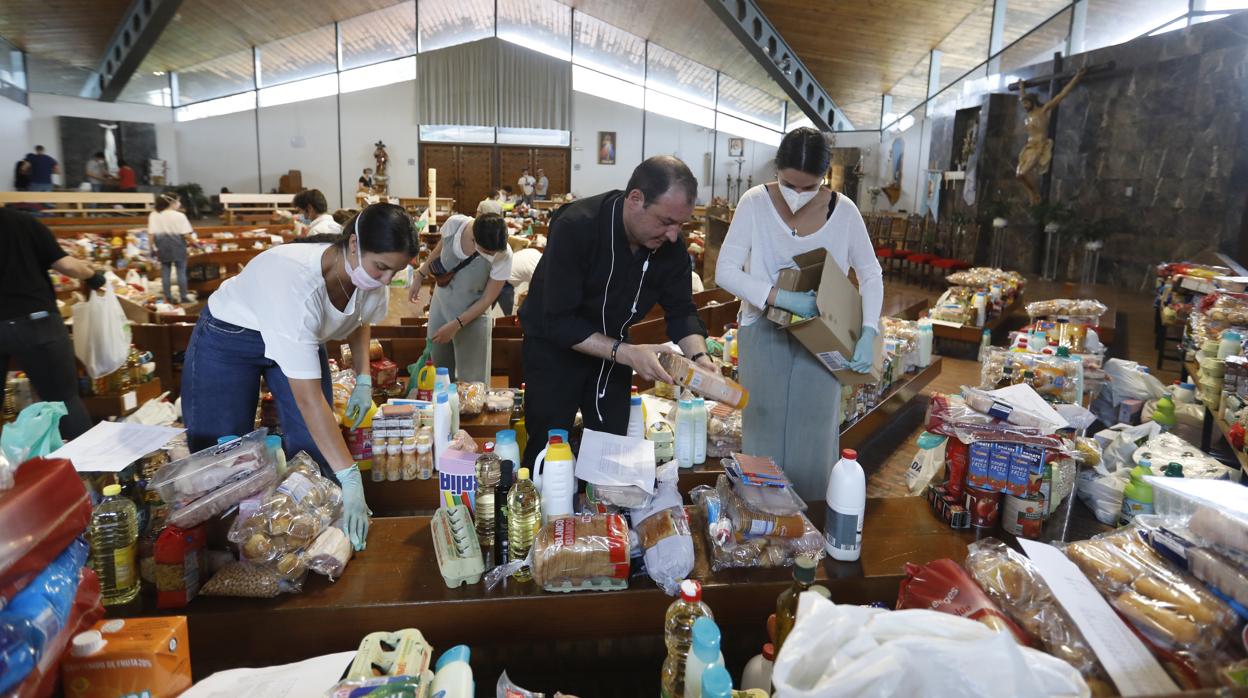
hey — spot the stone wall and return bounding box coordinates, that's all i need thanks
[924,13,1248,284]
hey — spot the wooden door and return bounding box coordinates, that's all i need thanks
[456,146,495,214]
[532,148,569,197]
[420,145,458,204]
[498,147,533,195]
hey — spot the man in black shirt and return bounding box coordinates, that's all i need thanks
[1,209,106,440]
[519,156,712,467]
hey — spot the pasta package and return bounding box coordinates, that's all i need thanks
[532,514,631,592]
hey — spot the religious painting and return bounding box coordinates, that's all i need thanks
[728,138,744,158]
[921,170,942,222]
[890,137,905,186]
[598,132,616,165]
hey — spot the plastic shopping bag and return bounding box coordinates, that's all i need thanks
[771,593,1089,698]
[72,286,130,379]
[0,402,67,467]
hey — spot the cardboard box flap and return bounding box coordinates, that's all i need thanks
[776,249,827,292]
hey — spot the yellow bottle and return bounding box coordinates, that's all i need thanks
[89,484,140,606]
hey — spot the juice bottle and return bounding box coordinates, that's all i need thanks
[474,444,502,550]
[507,468,541,582]
[660,579,714,698]
[775,555,817,653]
[89,484,140,606]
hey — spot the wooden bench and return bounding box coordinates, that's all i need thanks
[185,249,266,295]
[41,215,151,227]
[219,193,294,224]
[0,191,155,215]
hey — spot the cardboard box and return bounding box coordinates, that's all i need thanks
[769,250,883,386]
[766,249,828,326]
[61,616,191,698]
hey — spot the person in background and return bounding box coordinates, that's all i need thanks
[358,168,374,192]
[13,159,30,191]
[535,168,549,200]
[518,156,712,468]
[0,208,105,440]
[332,209,352,226]
[85,152,109,192]
[715,127,883,501]
[412,212,513,383]
[501,246,542,316]
[116,159,138,193]
[149,193,195,305]
[182,203,418,551]
[293,189,343,237]
[518,168,536,206]
[23,146,59,192]
[500,186,518,208]
[477,198,504,218]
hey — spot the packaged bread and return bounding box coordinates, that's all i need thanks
[896,558,1031,645]
[532,514,631,592]
[457,382,486,417]
[964,539,1111,689]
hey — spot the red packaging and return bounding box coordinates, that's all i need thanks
[0,458,92,603]
[370,359,399,388]
[965,485,1001,528]
[10,567,104,698]
[154,525,207,608]
[945,439,969,498]
[896,558,1030,645]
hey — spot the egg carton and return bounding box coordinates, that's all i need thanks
[431,505,485,588]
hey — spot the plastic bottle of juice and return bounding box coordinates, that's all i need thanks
[775,555,817,653]
[89,484,140,606]
[474,443,502,551]
[507,468,541,582]
[660,579,714,698]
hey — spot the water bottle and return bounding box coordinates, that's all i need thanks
[740,643,774,693]
[824,448,866,562]
[684,617,725,698]
[693,397,707,466]
[916,319,933,368]
[660,580,714,698]
[507,468,541,582]
[977,327,991,362]
[534,436,575,522]
[676,399,695,469]
[88,484,140,606]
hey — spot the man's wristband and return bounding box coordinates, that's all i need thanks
[456,316,465,328]
[690,351,709,363]
[611,338,624,363]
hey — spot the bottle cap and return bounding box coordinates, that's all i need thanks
[436,392,448,403]
[762,642,775,661]
[550,435,564,444]
[679,579,702,603]
[71,630,106,657]
[518,467,531,480]
[485,442,495,452]
[434,644,471,671]
[265,435,282,450]
[794,554,817,583]
[548,429,569,441]
[841,448,858,460]
[693,397,705,405]
[1055,346,1070,357]
[701,665,732,697]
[680,399,694,408]
[691,617,721,654]
[102,484,122,497]
[495,429,516,444]
[436,367,450,376]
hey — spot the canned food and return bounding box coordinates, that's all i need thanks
[965,485,1002,528]
[1002,494,1046,539]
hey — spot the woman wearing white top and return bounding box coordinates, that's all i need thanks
[293,189,342,238]
[412,213,512,383]
[182,203,418,550]
[148,192,195,305]
[715,128,884,500]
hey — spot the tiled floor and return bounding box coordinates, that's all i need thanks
[865,277,1170,497]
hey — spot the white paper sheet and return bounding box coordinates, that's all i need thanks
[48,421,183,472]
[986,383,1069,430]
[575,428,656,492]
[1019,540,1179,697]
[182,651,355,698]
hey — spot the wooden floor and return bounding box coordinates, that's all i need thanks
[865,277,1172,497]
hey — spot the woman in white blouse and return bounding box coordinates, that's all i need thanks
[715,128,884,500]
[148,192,194,304]
[181,203,418,550]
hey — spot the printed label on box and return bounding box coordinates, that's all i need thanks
[968,442,992,487]
[988,444,1014,492]
[816,351,850,371]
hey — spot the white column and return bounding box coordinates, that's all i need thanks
[1068,0,1088,55]
[988,0,1008,74]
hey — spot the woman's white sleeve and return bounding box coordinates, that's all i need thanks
[714,194,773,310]
[847,210,884,331]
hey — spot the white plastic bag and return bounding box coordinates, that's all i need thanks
[1075,469,1128,525]
[771,593,1089,698]
[904,432,947,495]
[72,286,130,379]
[1100,422,1162,473]
[1103,359,1166,402]
[628,475,693,595]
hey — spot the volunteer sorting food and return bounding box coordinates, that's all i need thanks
[411,211,511,383]
[181,202,418,550]
[519,156,713,468]
[716,127,883,500]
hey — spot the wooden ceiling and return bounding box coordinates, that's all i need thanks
[0,0,132,69]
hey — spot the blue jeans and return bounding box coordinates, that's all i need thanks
[182,306,335,479]
[161,259,189,303]
[29,182,52,192]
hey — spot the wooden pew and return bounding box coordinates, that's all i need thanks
[219,193,294,224]
[0,191,155,214]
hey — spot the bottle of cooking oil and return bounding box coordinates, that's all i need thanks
[507,467,540,582]
[775,555,818,653]
[88,484,140,606]
[660,579,714,698]
[474,443,502,552]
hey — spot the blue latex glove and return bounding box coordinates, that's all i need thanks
[345,375,372,428]
[335,465,371,551]
[774,289,818,319]
[849,326,878,373]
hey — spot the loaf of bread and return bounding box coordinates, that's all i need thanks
[1114,590,1200,646]
[533,514,631,589]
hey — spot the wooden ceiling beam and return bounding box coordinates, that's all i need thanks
[89,0,184,101]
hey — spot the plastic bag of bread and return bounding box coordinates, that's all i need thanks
[628,478,693,596]
[152,428,278,528]
[689,477,823,571]
[485,389,515,412]
[964,539,1113,694]
[305,525,353,581]
[449,429,478,453]
[896,558,1031,645]
[456,382,486,418]
[514,514,630,592]
[1063,530,1236,653]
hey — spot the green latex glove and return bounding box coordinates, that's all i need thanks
[849,326,878,373]
[335,465,371,551]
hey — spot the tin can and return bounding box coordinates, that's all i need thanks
[1003,494,1046,539]
[965,485,1002,528]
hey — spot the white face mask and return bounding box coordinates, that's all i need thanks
[780,184,818,213]
[479,250,497,264]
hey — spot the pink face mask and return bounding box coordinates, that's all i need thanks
[345,215,384,290]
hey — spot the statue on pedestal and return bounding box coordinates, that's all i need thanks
[1016,67,1086,204]
[372,140,390,197]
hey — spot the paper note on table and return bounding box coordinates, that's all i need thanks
[929,318,963,328]
[987,383,1069,430]
[1019,540,1178,696]
[182,651,355,698]
[48,421,183,473]
[575,428,656,492]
